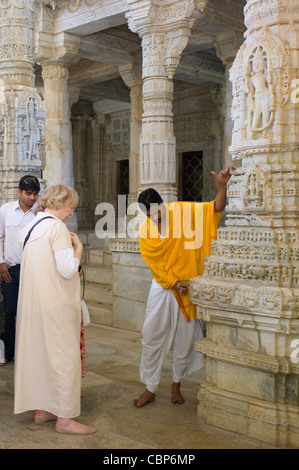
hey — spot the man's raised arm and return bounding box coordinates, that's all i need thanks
[211,166,235,212]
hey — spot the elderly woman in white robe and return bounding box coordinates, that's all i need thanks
[14,185,96,435]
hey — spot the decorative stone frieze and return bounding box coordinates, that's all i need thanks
[52,0,128,35]
[109,239,140,253]
[177,52,226,85]
[244,0,299,34]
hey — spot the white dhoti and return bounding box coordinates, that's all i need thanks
[140,279,205,393]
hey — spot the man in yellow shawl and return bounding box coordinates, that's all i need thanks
[133,167,234,407]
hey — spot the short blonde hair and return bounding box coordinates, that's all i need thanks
[37,185,79,212]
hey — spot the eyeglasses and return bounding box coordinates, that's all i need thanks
[21,176,39,185]
[19,176,40,191]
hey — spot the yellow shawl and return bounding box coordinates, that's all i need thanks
[139,200,221,322]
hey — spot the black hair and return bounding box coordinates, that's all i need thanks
[19,175,40,193]
[138,188,163,212]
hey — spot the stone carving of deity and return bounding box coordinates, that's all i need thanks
[244,169,264,209]
[248,46,274,131]
[24,97,40,160]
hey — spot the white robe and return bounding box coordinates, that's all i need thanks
[14,214,81,418]
[140,278,205,393]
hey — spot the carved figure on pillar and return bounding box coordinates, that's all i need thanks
[248,46,274,131]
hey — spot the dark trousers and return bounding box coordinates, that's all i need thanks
[0,264,20,361]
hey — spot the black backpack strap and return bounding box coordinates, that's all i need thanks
[23,216,55,249]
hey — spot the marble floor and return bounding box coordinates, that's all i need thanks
[0,324,276,450]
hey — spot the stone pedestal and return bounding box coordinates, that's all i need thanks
[190,0,299,448]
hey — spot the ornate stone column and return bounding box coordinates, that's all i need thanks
[190,0,299,448]
[214,31,244,169]
[35,8,81,188]
[91,111,110,216]
[126,0,202,202]
[67,86,80,232]
[119,60,143,206]
[41,63,72,187]
[0,0,45,204]
[68,86,80,189]
[71,114,94,230]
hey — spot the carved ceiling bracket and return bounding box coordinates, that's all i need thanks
[126,0,207,80]
[35,31,81,68]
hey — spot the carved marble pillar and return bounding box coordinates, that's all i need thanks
[215,31,244,169]
[35,10,81,189]
[119,61,143,205]
[71,114,94,230]
[41,63,72,187]
[0,0,45,204]
[139,32,177,202]
[190,0,299,448]
[68,86,80,190]
[126,0,201,202]
[91,111,110,217]
[67,86,80,232]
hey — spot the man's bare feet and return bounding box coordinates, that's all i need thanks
[171,382,185,404]
[133,389,155,407]
[56,417,96,435]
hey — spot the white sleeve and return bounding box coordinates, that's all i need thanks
[0,208,5,264]
[54,247,79,279]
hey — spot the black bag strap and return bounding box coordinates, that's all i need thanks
[23,216,55,249]
[80,265,85,300]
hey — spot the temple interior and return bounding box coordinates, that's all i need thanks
[0,0,299,449]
